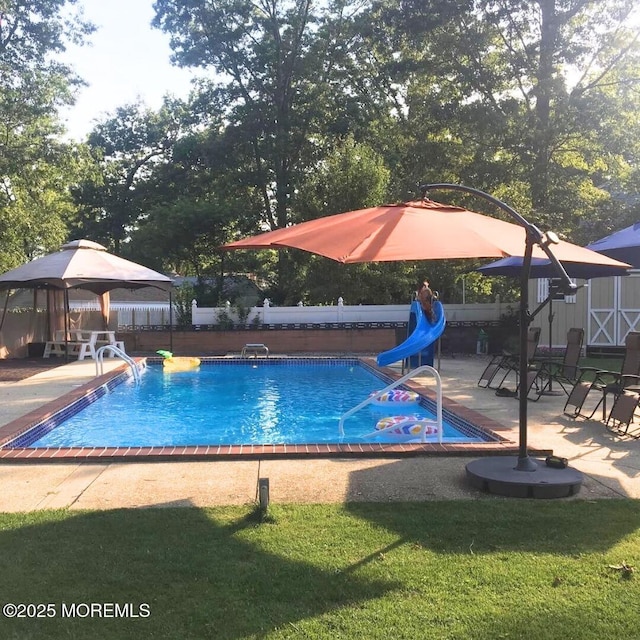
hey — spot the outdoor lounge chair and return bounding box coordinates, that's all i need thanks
[514,368,549,401]
[477,326,541,390]
[496,364,554,402]
[563,332,640,421]
[531,328,585,395]
[605,388,640,438]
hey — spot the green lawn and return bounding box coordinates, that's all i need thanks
[578,356,624,374]
[0,502,638,639]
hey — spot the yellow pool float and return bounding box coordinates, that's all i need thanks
[157,350,201,372]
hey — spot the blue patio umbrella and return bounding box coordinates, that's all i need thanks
[476,255,630,279]
[477,255,630,393]
[586,222,640,268]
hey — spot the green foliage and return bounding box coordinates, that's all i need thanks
[191,279,219,307]
[3,0,640,307]
[216,306,234,329]
[154,0,343,231]
[250,313,262,328]
[72,101,189,253]
[127,197,233,278]
[0,0,95,267]
[276,137,393,304]
[234,302,250,325]
[172,283,195,328]
[297,136,391,219]
[352,0,640,238]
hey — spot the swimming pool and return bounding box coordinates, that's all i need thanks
[9,359,499,451]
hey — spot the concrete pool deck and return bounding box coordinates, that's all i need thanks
[0,355,638,510]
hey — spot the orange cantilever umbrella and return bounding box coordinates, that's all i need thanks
[221,188,630,497]
[221,198,630,269]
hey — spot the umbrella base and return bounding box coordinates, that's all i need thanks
[466,456,583,499]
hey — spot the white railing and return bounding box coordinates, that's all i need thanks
[95,345,142,384]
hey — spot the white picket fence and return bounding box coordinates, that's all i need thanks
[71,298,509,328]
[191,298,508,326]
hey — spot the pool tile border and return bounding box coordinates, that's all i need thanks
[0,357,551,462]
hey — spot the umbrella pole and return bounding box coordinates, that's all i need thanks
[421,184,578,478]
[516,237,537,471]
[547,296,554,392]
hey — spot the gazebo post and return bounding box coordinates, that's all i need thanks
[169,290,174,353]
[64,289,71,363]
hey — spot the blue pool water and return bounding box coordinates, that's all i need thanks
[27,361,490,448]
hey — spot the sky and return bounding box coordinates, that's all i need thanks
[60,0,197,140]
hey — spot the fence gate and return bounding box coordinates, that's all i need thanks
[588,272,640,348]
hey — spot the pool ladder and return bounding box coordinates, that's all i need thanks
[95,345,142,385]
[338,365,443,444]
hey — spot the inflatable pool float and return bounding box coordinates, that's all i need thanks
[369,389,419,406]
[157,350,201,372]
[375,415,439,437]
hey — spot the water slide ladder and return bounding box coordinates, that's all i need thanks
[95,344,142,385]
[338,365,443,444]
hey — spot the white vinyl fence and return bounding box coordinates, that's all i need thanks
[71,297,510,329]
[191,298,509,327]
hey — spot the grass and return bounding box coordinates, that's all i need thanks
[578,356,624,374]
[0,502,638,639]
[581,356,623,368]
[561,356,624,382]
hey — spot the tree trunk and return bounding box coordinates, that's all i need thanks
[531,0,557,213]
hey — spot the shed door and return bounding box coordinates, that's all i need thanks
[588,272,640,347]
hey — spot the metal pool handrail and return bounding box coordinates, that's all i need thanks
[338,365,443,444]
[95,345,141,385]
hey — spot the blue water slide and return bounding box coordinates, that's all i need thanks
[376,300,446,367]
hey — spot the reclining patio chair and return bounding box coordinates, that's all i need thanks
[515,368,550,402]
[478,326,541,390]
[531,328,585,396]
[564,332,640,421]
[605,389,640,438]
[498,360,560,402]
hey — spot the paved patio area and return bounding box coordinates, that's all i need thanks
[0,355,638,511]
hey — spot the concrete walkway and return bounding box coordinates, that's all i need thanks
[0,356,638,511]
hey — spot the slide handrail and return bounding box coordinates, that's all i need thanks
[95,345,141,385]
[338,365,442,443]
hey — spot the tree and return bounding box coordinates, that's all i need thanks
[153,0,375,296]
[72,100,191,253]
[144,0,640,304]
[129,198,232,278]
[344,0,640,240]
[123,116,268,288]
[483,0,640,234]
[0,139,96,273]
[376,0,640,297]
[293,137,393,304]
[0,0,94,268]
